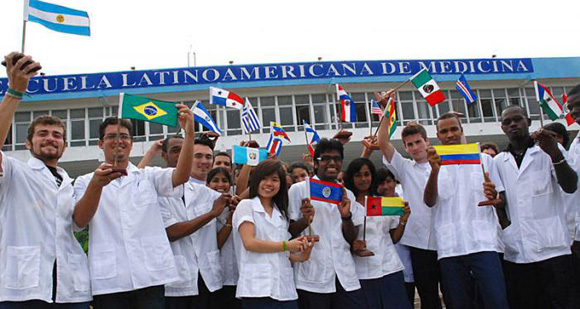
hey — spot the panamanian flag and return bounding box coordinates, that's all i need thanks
[336,84,357,123]
[455,74,477,104]
[210,87,244,109]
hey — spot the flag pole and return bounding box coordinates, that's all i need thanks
[363,196,368,242]
[114,121,120,167]
[305,176,313,236]
[372,79,410,137]
[21,20,27,53]
[303,123,309,154]
[368,100,373,137]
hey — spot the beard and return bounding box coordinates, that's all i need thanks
[32,144,64,161]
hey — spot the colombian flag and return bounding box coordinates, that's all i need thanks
[433,143,481,165]
[366,196,405,216]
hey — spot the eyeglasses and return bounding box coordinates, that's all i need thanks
[103,133,132,141]
[316,155,343,163]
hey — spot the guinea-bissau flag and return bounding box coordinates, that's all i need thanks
[366,196,405,216]
[118,93,179,127]
[433,143,481,165]
[410,69,446,106]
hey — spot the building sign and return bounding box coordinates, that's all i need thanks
[0,58,533,96]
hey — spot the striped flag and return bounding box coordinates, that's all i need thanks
[271,122,291,142]
[366,196,405,216]
[307,177,343,205]
[25,0,90,36]
[266,133,283,157]
[336,84,357,122]
[455,75,477,104]
[233,145,268,166]
[371,99,382,116]
[210,87,244,109]
[241,98,261,134]
[192,102,221,135]
[410,69,446,106]
[433,143,481,165]
[534,81,563,121]
[563,94,575,126]
[303,120,320,156]
[382,98,397,139]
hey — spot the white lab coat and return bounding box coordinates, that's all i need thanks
[0,152,91,303]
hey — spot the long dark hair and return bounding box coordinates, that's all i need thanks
[206,167,232,185]
[249,159,289,220]
[343,158,377,198]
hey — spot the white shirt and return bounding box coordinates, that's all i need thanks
[159,181,223,296]
[432,153,504,260]
[0,152,91,303]
[288,178,362,293]
[493,145,571,263]
[217,208,238,286]
[233,197,297,301]
[383,150,437,250]
[352,202,404,280]
[568,133,580,241]
[74,164,179,295]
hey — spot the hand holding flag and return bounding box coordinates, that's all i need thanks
[432,143,482,165]
[118,93,179,127]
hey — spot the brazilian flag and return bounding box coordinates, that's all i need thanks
[118,93,178,127]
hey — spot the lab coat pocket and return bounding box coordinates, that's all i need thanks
[142,236,173,271]
[206,250,223,287]
[5,246,40,289]
[241,263,272,295]
[171,255,194,288]
[297,248,329,283]
[530,171,553,197]
[91,245,116,280]
[532,216,568,252]
[438,174,453,200]
[435,224,456,252]
[472,220,495,246]
[279,266,297,299]
[68,253,90,292]
[134,180,157,207]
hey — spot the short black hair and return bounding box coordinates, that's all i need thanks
[161,135,184,153]
[376,167,396,185]
[289,162,311,174]
[480,142,499,154]
[313,138,344,161]
[343,158,377,197]
[543,122,570,148]
[214,151,232,163]
[501,104,528,120]
[436,112,462,130]
[194,137,214,150]
[99,117,133,140]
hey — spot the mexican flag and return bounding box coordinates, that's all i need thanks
[534,81,563,121]
[118,93,179,127]
[410,69,446,106]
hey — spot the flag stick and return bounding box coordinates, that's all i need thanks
[372,79,410,137]
[368,100,373,136]
[303,124,310,155]
[363,216,367,242]
[305,176,313,236]
[114,120,120,167]
[248,131,252,141]
[21,21,27,53]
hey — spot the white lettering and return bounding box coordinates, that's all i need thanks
[500,60,513,72]
[223,68,238,81]
[202,69,220,82]
[326,64,341,77]
[516,60,529,72]
[341,63,357,76]
[172,71,180,84]
[26,79,40,94]
[453,61,468,74]
[281,65,296,78]
[122,73,136,87]
[240,67,260,80]
[492,60,499,73]
[97,76,112,89]
[477,61,491,73]
[154,71,170,85]
[62,77,77,91]
[418,61,437,72]
[43,78,58,93]
[138,73,153,86]
[398,62,412,74]
[264,66,279,79]
[439,61,452,73]
[361,63,374,75]
[298,65,307,78]
[468,61,476,73]
[381,62,396,74]
[309,64,324,77]
[80,76,95,90]
[184,70,199,83]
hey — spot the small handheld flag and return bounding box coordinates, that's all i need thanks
[192,102,221,135]
[210,87,244,110]
[562,94,575,126]
[455,75,477,104]
[241,98,261,133]
[383,98,397,139]
[266,133,283,157]
[371,99,382,117]
[410,69,446,106]
[233,145,268,166]
[25,0,90,36]
[366,196,405,216]
[534,81,563,121]
[308,178,343,205]
[336,84,357,123]
[271,122,291,142]
[433,143,481,165]
[303,120,321,156]
[118,93,178,127]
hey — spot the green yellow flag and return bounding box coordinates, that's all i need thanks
[118,93,178,127]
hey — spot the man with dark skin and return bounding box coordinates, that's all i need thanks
[287,138,365,309]
[494,105,577,309]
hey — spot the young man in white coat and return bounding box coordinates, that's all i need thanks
[72,106,195,309]
[0,53,96,308]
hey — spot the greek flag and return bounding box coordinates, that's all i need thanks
[25,0,90,36]
[241,98,261,134]
[192,102,222,135]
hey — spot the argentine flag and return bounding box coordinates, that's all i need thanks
[25,0,90,36]
[192,102,222,135]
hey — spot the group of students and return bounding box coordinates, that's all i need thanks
[1,52,580,309]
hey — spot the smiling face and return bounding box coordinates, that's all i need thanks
[377,177,396,197]
[192,143,213,180]
[403,132,429,161]
[353,164,372,194]
[501,106,531,142]
[98,124,132,164]
[213,154,232,174]
[314,149,343,182]
[436,117,464,145]
[208,171,231,193]
[26,124,66,163]
[291,167,309,183]
[258,173,281,200]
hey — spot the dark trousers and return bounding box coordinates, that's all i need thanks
[297,278,366,309]
[503,254,577,309]
[242,298,298,309]
[572,242,580,305]
[409,247,447,309]
[215,285,241,309]
[92,285,165,309]
[439,251,508,309]
[164,274,219,309]
[0,301,89,309]
[360,271,412,309]
[404,282,416,307]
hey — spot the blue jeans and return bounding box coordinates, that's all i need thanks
[439,251,508,309]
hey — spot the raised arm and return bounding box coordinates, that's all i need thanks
[534,129,578,194]
[172,104,195,187]
[0,53,41,169]
[423,147,441,207]
[138,140,163,168]
[377,90,397,163]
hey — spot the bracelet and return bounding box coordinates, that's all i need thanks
[282,240,287,252]
[224,223,232,228]
[341,212,352,221]
[399,220,407,226]
[553,158,567,166]
[6,88,24,99]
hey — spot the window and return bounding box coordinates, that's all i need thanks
[260,96,276,133]
[70,109,86,147]
[415,93,434,126]
[295,95,311,130]
[493,89,508,120]
[2,125,12,151]
[278,96,294,129]
[312,94,331,130]
[479,90,494,122]
[130,120,146,142]
[524,88,540,120]
[449,92,467,123]
[398,91,415,125]
[88,107,104,145]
